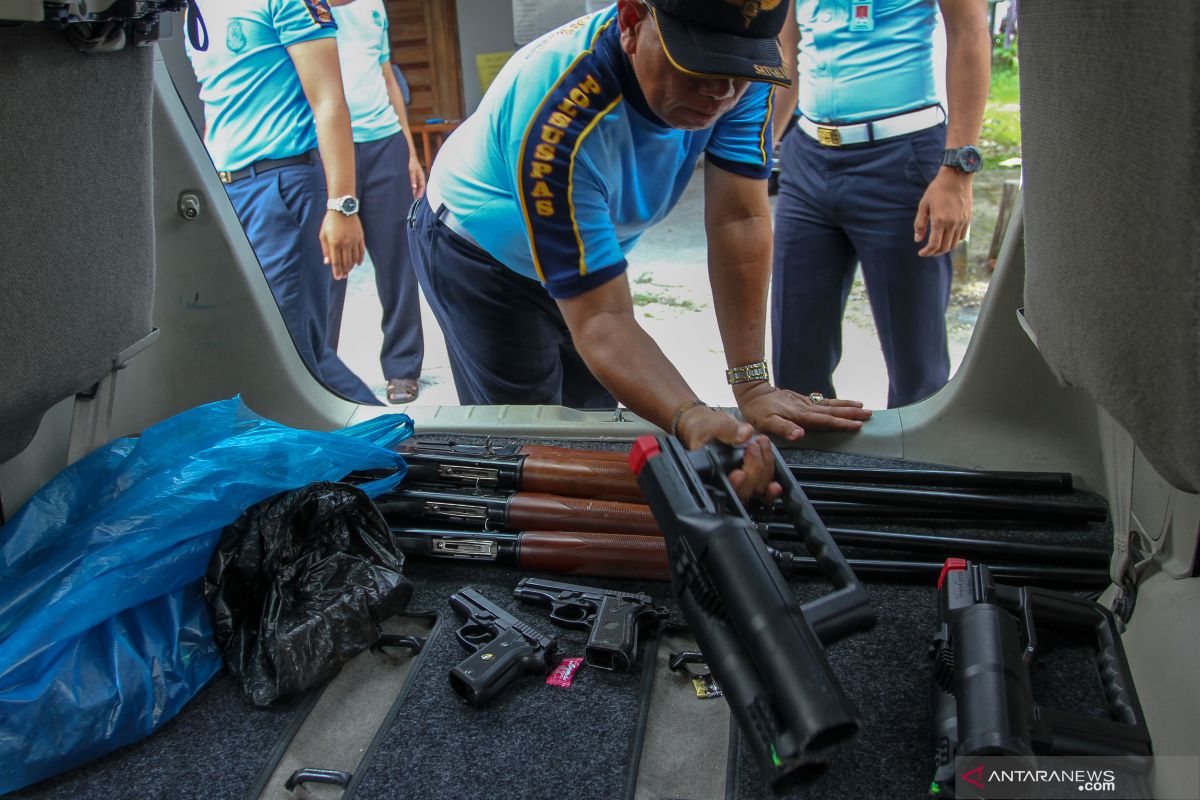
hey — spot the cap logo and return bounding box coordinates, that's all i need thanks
[725,0,784,28]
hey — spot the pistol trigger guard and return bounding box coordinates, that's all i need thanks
[549,601,593,629]
[456,623,495,649]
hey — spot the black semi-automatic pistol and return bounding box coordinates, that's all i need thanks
[513,577,666,672]
[448,587,560,707]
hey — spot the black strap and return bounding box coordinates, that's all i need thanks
[185,0,208,51]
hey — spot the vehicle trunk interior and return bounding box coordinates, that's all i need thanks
[1,2,1196,798]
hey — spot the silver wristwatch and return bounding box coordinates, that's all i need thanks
[327,195,360,216]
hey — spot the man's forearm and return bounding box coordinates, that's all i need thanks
[384,65,420,155]
[709,218,771,370]
[557,275,701,432]
[943,14,991,148]
[396,102,419,155]
[311,100,357,198]
[573,308,697,429]
[705,170,773,374]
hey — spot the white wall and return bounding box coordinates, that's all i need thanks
[454,0,517,114]
[454,0,609,114]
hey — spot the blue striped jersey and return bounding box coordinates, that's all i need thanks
[428,6,775,299]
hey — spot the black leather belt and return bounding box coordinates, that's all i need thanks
[218,150,317,184]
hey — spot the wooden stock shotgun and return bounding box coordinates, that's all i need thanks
[394,442,1102,522]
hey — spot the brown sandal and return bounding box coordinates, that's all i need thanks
[386,378,420,404]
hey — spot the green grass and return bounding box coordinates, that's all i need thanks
[989,66,1020,106]
[632,291,705,312]
[631,272,704,313]
[980,63,1022,164]
[980,109,1021,164]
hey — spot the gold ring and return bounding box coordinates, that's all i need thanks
[809,392,825,406]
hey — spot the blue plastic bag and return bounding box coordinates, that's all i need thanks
[0,398,412,793]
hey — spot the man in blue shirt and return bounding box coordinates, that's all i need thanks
[770,0,990,408]
[186,0,378,405]
[329,0,427,404]
[413,0,870,486]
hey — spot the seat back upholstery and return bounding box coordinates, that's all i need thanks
[0,25,155,464]
[1020,0,1200,491]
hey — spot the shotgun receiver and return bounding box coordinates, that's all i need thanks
[630,435,875,793]
[395,441,639,500]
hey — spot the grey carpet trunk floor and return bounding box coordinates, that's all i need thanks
[7,441,1117,800]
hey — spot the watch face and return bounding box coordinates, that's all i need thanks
[341,197,359,214]
[959,147,983,172]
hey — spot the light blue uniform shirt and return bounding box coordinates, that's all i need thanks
[329,0,402,143]
[795,0,940,124]
[185,0,337,172]
[429,7,775,299]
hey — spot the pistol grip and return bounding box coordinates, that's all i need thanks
[449,627,555,706]
[583,598,643,672]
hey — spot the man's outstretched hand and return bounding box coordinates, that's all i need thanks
[673,385,872,502]
[734,382,872,443]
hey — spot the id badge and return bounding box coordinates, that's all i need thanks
[849,0,875,31]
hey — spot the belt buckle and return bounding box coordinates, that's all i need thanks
[218,171,233,184]
[816,125,842,147]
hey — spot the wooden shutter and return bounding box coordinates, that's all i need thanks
[384,0,464,123]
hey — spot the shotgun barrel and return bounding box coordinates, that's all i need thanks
[787,526,1110,567]
[794,482,1106,523]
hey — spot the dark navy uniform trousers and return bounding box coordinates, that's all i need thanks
[225,161,380,405]
[771,123,952,408]
[329,132,423,381]
[407,196,615,409]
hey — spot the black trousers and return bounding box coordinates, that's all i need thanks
[407,197,615,409]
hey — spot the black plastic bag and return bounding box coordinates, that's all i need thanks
[205,481,412,706]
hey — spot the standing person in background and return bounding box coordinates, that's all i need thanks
[328,0,426,404]
[770,0,990,408]
[185,0,379,405]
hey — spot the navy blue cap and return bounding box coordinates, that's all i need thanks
[644,0,792,87]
